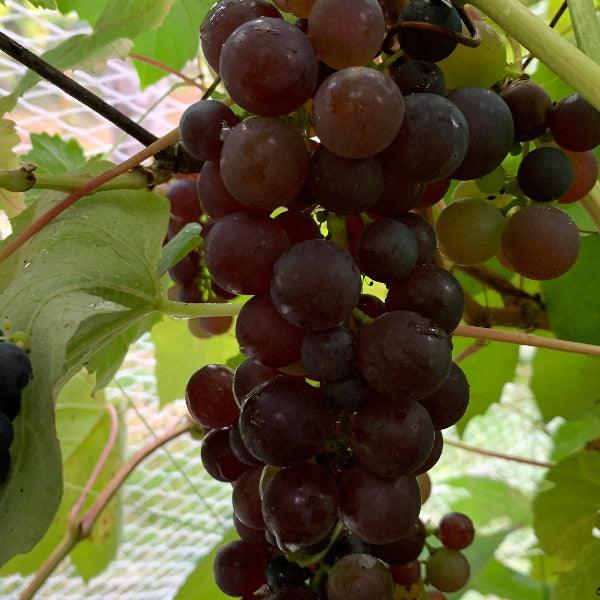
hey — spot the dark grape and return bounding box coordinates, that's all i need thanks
[548,93,600,152]
[357,294,386,319]
[308,0,385,69]
[351,398,435,477]
[270,240,361,330]
[392,60,446,96]
[395,212,437,263]
[0,342,32,396]
[322,373,372,411]
[398,0,462,62]
[425,548,470,593]
[501,205,580,280]
[206,212,291,294]
[179,100,240,161]
[262,462,338,549]
[517,147,573,202]
[201,428,249,482]
[325,531,373,565]
[449,87,514,180]
[371,170,425,217]
[313,67,405,159]
[385,265,464,333]
[233,359,280,406]
[236,294,305,368]
[234,514,266,544]
[198,161,251,219]
[380,93,469,183]
[414,429,443,474]
[419,178,451,208]
[307,146,384,214]
[233,466,266,530]
[419,363,469,429]
[301,326,356,381]
[267,555,308,589]
[338,465,421,544]
[200,0,281,72]
[186,364,239,429]
[558,148,598,204]
[220,117,310,212]
[370,520,426,564]
[200,315,233,335]
[239,376,330,466]
[273,211,319,245]
[213,540,267,596]
[438,512,475,550]
[327,554,394,600]
[273,0,314,18]
[177,283,203,304]
[357,218,418,282]
[0,394,21,421]
[230,422,263,466]
[499,79,551,142]
[0,412,14,449]
[390,561,421,586]
[220,18,318,116]
[267,586,319,600]
[168,252,199,286]
[167,179,202,225]
[358,311,452,401]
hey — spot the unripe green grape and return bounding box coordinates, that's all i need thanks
[438,21,506,90]
[425,548,470,593]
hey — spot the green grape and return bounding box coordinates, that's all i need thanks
[425,548,470,593]
[438,21,506,90]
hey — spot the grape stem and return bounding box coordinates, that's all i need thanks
[158,299,244,319]
[129,52,207,90]
[567,0,600,64]
[20,419,195,600]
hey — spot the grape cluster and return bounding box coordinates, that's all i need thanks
[0,330,33,483]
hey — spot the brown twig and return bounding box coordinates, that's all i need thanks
[129,52,206,90]
[457,265,541,303]
[453,339,488,363]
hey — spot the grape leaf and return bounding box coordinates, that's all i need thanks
[0,118,26,217]
[23,133,87,175]
[533,451,600,561]
[1,371,124,579]
[55,0,105,24]
[0,169,168,565]
[541,236,600,346]
[550,407,600,462]
[550,539,600,600]
[451,337,519,435]
[152,318,239,408]
[530,349,600,422]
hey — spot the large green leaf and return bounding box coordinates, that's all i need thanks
[550,540,600,600]
[451,338,519,435]
[152,318,239,408]
[530,350,600,422]
[23,133,88,175]
[541,236,600,346]
[0,118,26,217]
[550,407,600,462]
[0,168,168,565]
[55,0,105,24]
[533,452,600,561]
[1,371,124,579]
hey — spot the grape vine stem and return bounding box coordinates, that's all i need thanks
[129,52,206,90]
[20,419,195,600]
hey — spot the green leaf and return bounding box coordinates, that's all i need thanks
[0,118,26,217]
[530,349,600,422]
[152,318,239,407]
[533,451,600,561]
[17,0,57,7]
[55,0,105,24]
[23,133,87,175]
[158,223,202,276]
[174,528,237,600]
[451,338,519,435]
[0,166,168,565]
[1,371,124,579]
[550,407,600,462]
[550,539,600,600]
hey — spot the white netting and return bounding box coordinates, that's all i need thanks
[0,2,552,598]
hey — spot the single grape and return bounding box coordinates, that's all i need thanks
[236,294,305,368]
[357,294,386,319]
[233,359,280,406]
[267,555,308,589]
[201,428,250,482]
[380,93,469,183]
[239,376,330,466]
[325,531,373,565]
[234,514,266,544]
[327,554,394,600]
[273,211,320,245]
[220,18,318,116]
[307,146,384,214]
[213,540,267,597]
[0,412,14,449]
[270,240,362,330]
[558,148,598,204]
[548,93,600,152]
[200,315,233,335]
[395,212,437,263]
[266,586,319,600]
[0,343,32,396]
[386,265,464,333]
[436,199,504,265]
[390,561,421,586]
[312,67,405,159]
[370,520,426,564]
[179,100,240,162]
[425,548,470,593]
[233,466,266,530]
[414,429,443,474]
[371,170,425,217]
[308,0,385,69]
[301,326,356,381]
[262,462,338,550]
[198,161,252,219]
[351,398,435,477]
[499,79,551,142]
[358,311,452,401]
[220,117,309,212]
[419,362,469,429]
[206,212,291,295]
[449,87,514,180]
[167,178,202,225]
[357,218,418,282]
[501,205,580,280]
[322,373,373,411]
[517,147,573,202]
[392,60,446,96]
[230,422,263,466]
[398,0,462,62]
[177,283,203,304]
[168,252,199,286]
[272,0,315,17]
[438,21,506,90]
[0,394,21,421]
[200,0,281,72]
[186,364,239,429]
[438,512,475,550]
[338,464,421,544]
